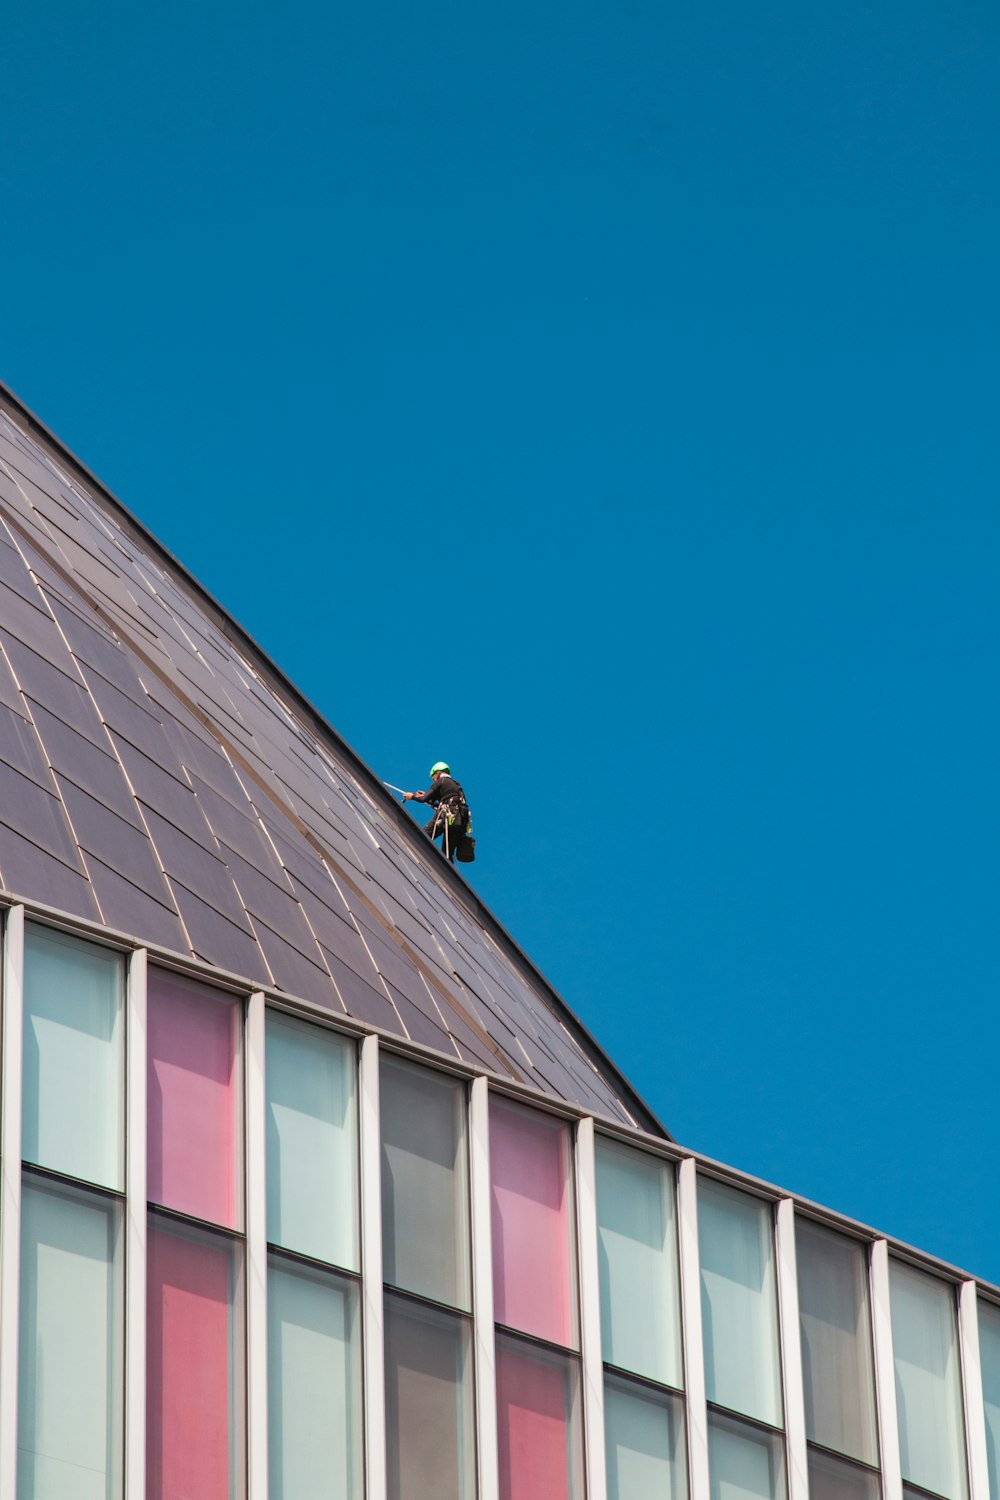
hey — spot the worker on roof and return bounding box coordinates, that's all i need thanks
[404,762,473,863]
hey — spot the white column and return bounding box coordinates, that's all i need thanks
[775,1198,809,1500]
[871,1239,903,1500]
[359,1034,386,1500]
[0,904,25,1499]
[125,948,148,1500]
[959,1280,990,1500]
[245,993,269,1499]
[576,1117,608,1500]
[677,1157,710,1500]
[469,1076,499,1500]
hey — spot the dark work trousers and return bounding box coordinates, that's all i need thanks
[424,804,468,862]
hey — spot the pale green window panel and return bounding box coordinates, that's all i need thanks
[265,1013,359,1271]
[17,1174,123,1500]
[267,1257,362,1500]
[605,1374,687,1500]
[596,1139,682,1389]
[889,1260,968,1500]
[22,924,124,1191]
[380,1056,470,1310]
[708,1410,786,1500]
[699,1178,783,1428]
[978,1299,1000,1500]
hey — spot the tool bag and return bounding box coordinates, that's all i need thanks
[456,832,476,863]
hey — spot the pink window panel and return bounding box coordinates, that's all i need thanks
[147,967,242,1228]
[496,1336,582,1500]
[147,1216,243,1500]
[490,1098,577,1346]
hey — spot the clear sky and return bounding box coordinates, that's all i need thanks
[3,2,998,1278]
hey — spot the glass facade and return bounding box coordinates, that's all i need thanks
[2,905,998,1500]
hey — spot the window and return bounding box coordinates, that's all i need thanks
[266,1012,358,1270]
[698,1178,782,1428]
[146,966,246,1500]
[889,1261,968,1500]
[267,1255,362,1500]
[18,1175,123,1500]
[796,1218,879,1483]
[385,1293,476,1500]
[979,1299,1000,1500]
[605,1372,687,1500]
[381,1055,469,1308]
[147,967,242,1229]
[22,923,123,1190]
[490,1097,577,1347]
[596,1138,682,1387]
[496,1331,584,1500]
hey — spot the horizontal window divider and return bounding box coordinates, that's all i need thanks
[494,1322,581,1360]
[21,1160,126,1203]
[384,1282,474,1321]
[267,1242,363,1282]
[805,1439,881,1476]
[602,1362,685,1400]
[706,1401,786,1438]
[899,1480,962,1500]
[147,1201,246,1242]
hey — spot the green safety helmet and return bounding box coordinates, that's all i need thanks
[429,761,450,777]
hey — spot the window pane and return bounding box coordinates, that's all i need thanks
[490,1098,577,1347]
[384,1293,475,1500]
[979,1299,1000,1500]
[266,1013,358,1270]
[889,1262,968,1500]
[268,1257,361,1500]
[708,1409,786,1500]
[496,1333,584,1500]
[147,968,242,1229]
[22,924,123,1190]
[807,1448,880,1500]
[698,1178,782,1427]
[796,1219,878,1465]
[147,1214,245,1500]
[596,1138,682,1388]
[18,1175,123,1500]
[381,1057,470,1309]
[604,1373,687,1500]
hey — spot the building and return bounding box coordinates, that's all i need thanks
[0,378,996,1500]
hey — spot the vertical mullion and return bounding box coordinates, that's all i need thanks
[125,947,148,1500]
[359,1033,386,1500]
[576,1117,607,1500]
[775,1198,808,1500]
[469,1076,498,1500]
[0,904,24,1498]
[677,1157,710,1500]
[245,993,268,1499]
[871,1239,903,1500]
[959,1280,990,1500]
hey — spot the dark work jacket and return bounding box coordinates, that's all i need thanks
[414,775,466,809]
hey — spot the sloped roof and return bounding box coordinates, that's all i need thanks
[0,383,665,1134]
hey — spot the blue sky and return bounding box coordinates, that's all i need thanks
[3,2,998,1277]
